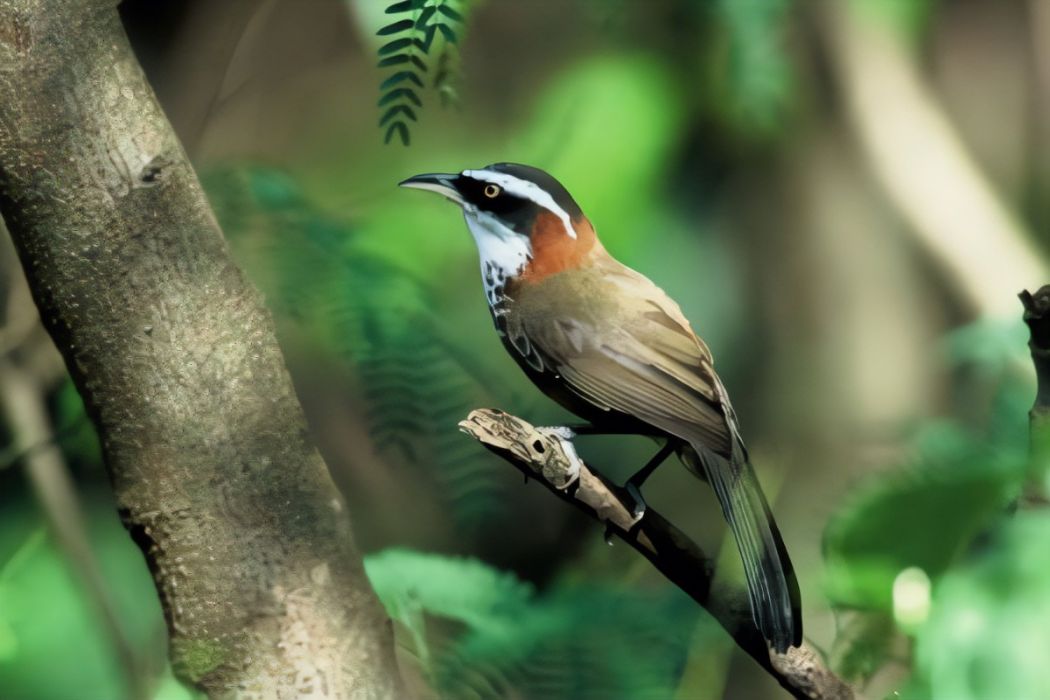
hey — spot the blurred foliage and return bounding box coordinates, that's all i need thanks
[375,0,469,145]
[822,421,1023,611]
[822,319,1034,695]
[52,379,102,470]
[202,166,519,535]
[710,0,794,137]
[823,320,1029,613]
[0,490,194,700]
[1,0,1047,698]
[848,0,937,42]
[364,548,703,699]
[911,513,1050,700]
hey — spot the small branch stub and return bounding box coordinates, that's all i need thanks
[1020,287,1050,508]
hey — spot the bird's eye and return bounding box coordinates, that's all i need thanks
[483,184,501,198]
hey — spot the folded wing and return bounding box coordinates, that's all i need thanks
[506,265,802,651]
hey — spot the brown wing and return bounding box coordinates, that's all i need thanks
[505,258,803,651]
[505,260,735,454]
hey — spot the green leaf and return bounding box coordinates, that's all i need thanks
[415,6,437,28]
[364,549,701,700]
[823,432,1023,611]
[380,70,425,91]
[364,549,534,633]
[384,121,410,146]
[418,24,437,51]
[385,0,425,13]
[377,19,414,36]
[378,87,422,108]
[436,23,457,44]
[379,104,417,126]
[378,37,413,56]
[437,586,698,699]
[377,54,410,68]
[437,5,463,22]
[914,514,1050,699]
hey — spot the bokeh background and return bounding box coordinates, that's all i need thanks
[1,0,1048,698]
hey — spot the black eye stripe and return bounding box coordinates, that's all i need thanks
[455,175,541,233]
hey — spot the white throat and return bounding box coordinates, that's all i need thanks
[463,208,532,306]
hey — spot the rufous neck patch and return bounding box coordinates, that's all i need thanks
[519,213,600,283]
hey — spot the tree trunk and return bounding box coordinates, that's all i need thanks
[0,0,400,697]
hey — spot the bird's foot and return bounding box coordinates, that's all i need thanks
[531,425,582,490]
[625,481,647,521]
[536,425,576,440]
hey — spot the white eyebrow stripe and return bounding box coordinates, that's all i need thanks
[463,169,577,239]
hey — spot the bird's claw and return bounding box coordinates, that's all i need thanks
[531,425,582,490]
[625,481,647,522]
[537,425,576,440]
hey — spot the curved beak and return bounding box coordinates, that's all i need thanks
[398,172,463,205]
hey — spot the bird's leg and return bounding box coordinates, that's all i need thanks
[624,441,676,520]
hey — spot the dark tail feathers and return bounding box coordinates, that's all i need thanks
[681,442,802,652]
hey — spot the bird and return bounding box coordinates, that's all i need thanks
[399,163,802,653]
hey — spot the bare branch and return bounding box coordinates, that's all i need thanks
[459,408,855,700]
[0,1,400,696]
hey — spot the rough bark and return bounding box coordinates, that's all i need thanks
[0,1,400,697]
[460,409,855,700]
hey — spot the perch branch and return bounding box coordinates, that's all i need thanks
[0,0,399,696]
[460,409,854,700]
[1020,287,1050,508]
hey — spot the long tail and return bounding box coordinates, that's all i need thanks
[681,442,802,652]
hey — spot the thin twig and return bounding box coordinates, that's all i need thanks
[459,408,855,700]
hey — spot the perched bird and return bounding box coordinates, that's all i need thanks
[400,163,802,652]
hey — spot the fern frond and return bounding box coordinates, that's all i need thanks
[376,0,469,145]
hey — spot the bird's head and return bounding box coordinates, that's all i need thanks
[399,163,601,289]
